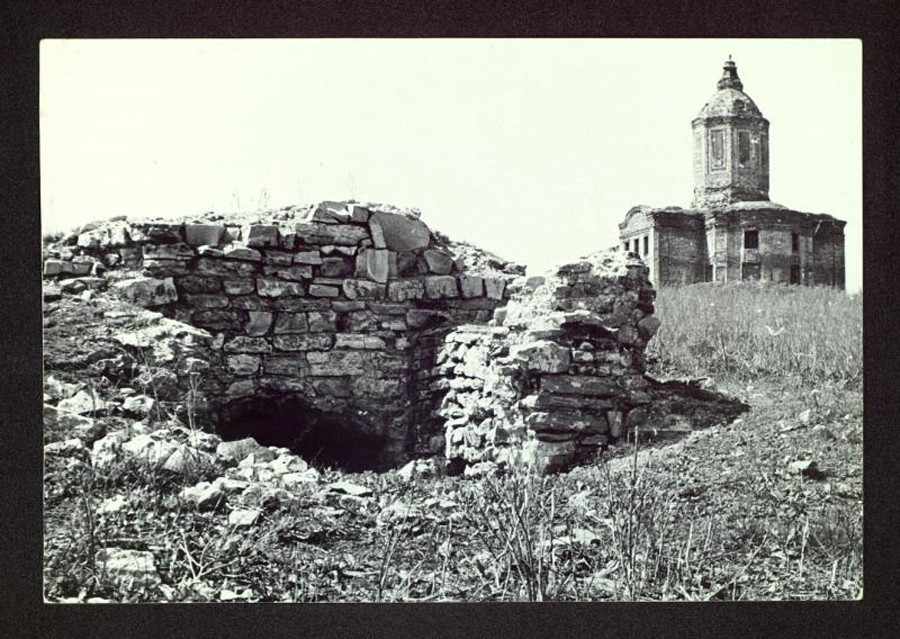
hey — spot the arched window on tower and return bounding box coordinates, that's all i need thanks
[710,129,726,170]
[738,131,751,167]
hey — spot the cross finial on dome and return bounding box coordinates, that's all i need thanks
[717,57,743,91]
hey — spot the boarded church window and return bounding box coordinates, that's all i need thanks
[709,129,725,169]
[744,229,759,249]
[643,236,649,255]
[738,131,751,167]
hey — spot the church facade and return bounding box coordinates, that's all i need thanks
[619,59,846,288]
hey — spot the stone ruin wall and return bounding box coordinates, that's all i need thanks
[435,252,659,476]
[43,201,519,469]
[43,201,660,474]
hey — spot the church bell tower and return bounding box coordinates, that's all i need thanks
[691,58,770,208]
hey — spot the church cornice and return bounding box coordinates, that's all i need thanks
[691,115,770,127]
[702,206,846,229]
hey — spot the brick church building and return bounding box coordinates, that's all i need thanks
[618,58,846,288]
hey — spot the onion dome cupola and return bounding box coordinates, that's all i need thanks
[691,57,770,208]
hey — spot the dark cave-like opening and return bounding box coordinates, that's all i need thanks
[214,394,390,473]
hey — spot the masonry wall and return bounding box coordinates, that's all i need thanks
[624,205,847,289]
[42,201,519,467]
[656,218,707,286]
[43,218,667,476]
[810,223,846,288]
[435,251,659,476]
[703,207,845,288]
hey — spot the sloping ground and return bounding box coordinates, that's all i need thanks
[43,265,861,601]
[43,287,861,602]
[597,375,862,599]
[44,386,862,601]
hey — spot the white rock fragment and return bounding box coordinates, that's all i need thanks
[788,459,816,473]
[45,375,83,400]
[377,501,424,524]
[44,438,85,456]
[57,389,104,415]
[91,433,127,469]
[97,494,129,514]
[325,481,373,497]
[112,276,178,307]
[509,340,571,374]
[161,444,200,473]
[122,434,180,466]
[186,430,221,452]
[228,508,261,527]
[280,469,320,488]
[269,454,308,475]
[396,459,439,483]
[122,394,156,417]
[216,438,275,464]
[180,481,226,510]
[95,548,161,587]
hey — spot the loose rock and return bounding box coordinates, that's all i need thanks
[228,508,261,527]
[95,548,162,587]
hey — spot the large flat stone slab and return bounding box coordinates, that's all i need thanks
[368,211,431,252]
[424,275,459,299]
[540,375,619,397]
[184,224,226,246]
[355,249,391,283]
[294,222,369,246]
[242,224,280,248]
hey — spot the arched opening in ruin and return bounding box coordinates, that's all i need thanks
[213,394,391,473]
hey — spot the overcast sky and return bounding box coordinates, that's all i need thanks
[40,39,861,292]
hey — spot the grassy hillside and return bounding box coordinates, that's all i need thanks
[43,283,863,602]
[647,282,862,389]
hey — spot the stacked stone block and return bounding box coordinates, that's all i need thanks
[437,250,660,475]
[42,201,517,467]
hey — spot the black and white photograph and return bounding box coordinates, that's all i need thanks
[40,39,862,604]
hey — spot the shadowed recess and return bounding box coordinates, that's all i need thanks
[214,394,390,473]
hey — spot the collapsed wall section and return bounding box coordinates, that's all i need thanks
[42,201,521,469]
[437,251,660,476]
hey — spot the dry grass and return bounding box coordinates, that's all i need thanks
[646,282,862,389]
[43,282,863,602]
